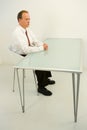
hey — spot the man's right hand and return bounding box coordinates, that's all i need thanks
[43,43,48,50]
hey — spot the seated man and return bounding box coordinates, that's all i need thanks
[9,10,55,96]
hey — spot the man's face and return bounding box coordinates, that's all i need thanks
[19,12,30,29]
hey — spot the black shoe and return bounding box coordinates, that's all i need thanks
[38,87,52,96]
[47,79,55,85]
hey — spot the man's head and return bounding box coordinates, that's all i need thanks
[17,10,30,29]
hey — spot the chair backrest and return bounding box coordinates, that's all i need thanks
[8,50,24,65]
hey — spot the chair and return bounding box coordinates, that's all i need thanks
[9,49,39,112]
[8,50,25,91]
[9,50,38,92]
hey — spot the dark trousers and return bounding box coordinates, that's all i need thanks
[35,70,52,88]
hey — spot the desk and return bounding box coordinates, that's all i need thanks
[14,38,82,122]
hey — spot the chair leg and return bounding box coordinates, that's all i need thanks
[33,70,39,95]
[13,68,16,92]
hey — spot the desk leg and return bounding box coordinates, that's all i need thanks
[72,73,80,122]
[16,69,25,113]
[22,69,25,112]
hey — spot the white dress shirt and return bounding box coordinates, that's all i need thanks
[9,25,44,55]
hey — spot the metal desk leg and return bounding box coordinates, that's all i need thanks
[22,69,25,112]
[16,68,25,113]
[72,73,80,122]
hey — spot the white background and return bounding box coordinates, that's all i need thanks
[0,0,87,68]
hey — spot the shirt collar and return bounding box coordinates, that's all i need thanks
[18,24,27,33]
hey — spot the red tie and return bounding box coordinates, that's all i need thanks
[25,30,30,46]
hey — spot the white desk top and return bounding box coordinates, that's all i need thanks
[14,38,83,73]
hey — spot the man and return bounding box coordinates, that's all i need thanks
[10,10,55,96]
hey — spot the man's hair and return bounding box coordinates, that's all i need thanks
[17,10,28,21]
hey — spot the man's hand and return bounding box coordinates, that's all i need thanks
[43,43,48,50]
